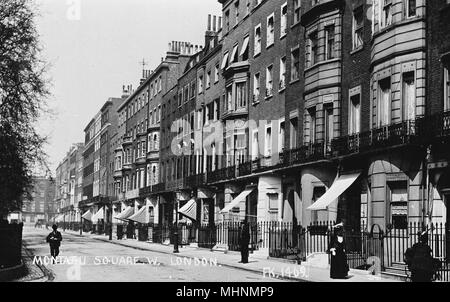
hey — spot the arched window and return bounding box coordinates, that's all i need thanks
[154,134,158,150]
[152,165,157,184]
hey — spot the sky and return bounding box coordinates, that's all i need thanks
[34,0,221,174]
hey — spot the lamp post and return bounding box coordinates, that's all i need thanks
[173,193,179,253]
[109,198,113,240]
[79,207,83,235]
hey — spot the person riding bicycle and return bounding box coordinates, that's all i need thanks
[404,230,439,282]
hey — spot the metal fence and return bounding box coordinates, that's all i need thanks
[0,223,23,269]
[111,219,449,281]
[384,222,449,281]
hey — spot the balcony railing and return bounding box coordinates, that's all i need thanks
[237,161,252,177]
[187,173,205,188]
[122,136,132,145]
[207,166,236,183]
[331,119,423,157]
[252,156,273,172]
[139,182,166,196]
[426,110,450,139]
[206,169,222,183]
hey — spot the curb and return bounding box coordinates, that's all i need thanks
[0,262,26,282]
[63,230,308,282]
[21,242,55,282]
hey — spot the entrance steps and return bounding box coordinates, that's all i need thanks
[211,244,229,253]
[303,252,329,269]
[381,262,409,281]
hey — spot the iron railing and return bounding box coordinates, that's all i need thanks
[332,119,423,157]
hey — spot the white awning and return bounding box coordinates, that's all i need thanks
[114,206,135,221]
[219,187,255,214]
[221,52,229,69]
[230,44,239,63]
[81,210,92,221]
[307,172,361,211]
[239,36,249,57]
[128,206,149,224]
[179,199,197,221]
[92,207,104,223]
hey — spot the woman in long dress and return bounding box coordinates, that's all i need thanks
[328,228,349,279]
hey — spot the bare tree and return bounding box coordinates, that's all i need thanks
[0,0,50,216]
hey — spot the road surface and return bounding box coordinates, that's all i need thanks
[22,227,288,282]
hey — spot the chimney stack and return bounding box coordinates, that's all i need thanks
[208,14,212,31]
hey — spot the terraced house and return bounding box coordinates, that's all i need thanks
[56,0,450,280]
[112,42,193,239]
[78,97,123,234]
[54,143,84,228]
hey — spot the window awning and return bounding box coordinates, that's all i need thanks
[219,187,255,214]
[230,44,239,63]
[307,172,361,211]
[221,52,229,69]
[114,206,135,221]
[239,36,249,57]
[179,199,197,221]
[81,210,92,221]
[128,206,149,224]
[92,207,104,223]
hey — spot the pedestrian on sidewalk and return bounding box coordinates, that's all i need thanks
[404,230,439,282]
[328,223,349,279]
[46,224,63,263]
[239,220,250,264]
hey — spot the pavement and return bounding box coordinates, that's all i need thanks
[49,227,397,282]
[20,227,287,282]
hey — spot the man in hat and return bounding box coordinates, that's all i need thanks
[46,224,63,263]
[239,221,250,264]
[328,223,349,279]
[404,230,436,282]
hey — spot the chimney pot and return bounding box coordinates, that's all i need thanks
[218,17,222,30]
[208,14,212,31]
[213,15,217,32]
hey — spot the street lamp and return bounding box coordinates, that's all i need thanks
[109,198,113,240]
[79,207,83,235]
[173,193,179,253]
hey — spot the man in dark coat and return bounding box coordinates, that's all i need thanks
[404,231,436,282]
[239,221,250,264]
[46,224,62,263]
[328,226,349,279]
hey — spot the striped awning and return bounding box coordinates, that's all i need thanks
[128,206,149,224]
[57,214,65,223]
[92,207,104,223]
[220,187,255,214]
[81,210,92,221]
[114,206,135,221]
[178,199,197,221]
[307,172,361,211]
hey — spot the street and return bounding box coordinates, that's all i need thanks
[22,226,288,282]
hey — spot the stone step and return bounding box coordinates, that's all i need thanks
[381,271,408,282]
